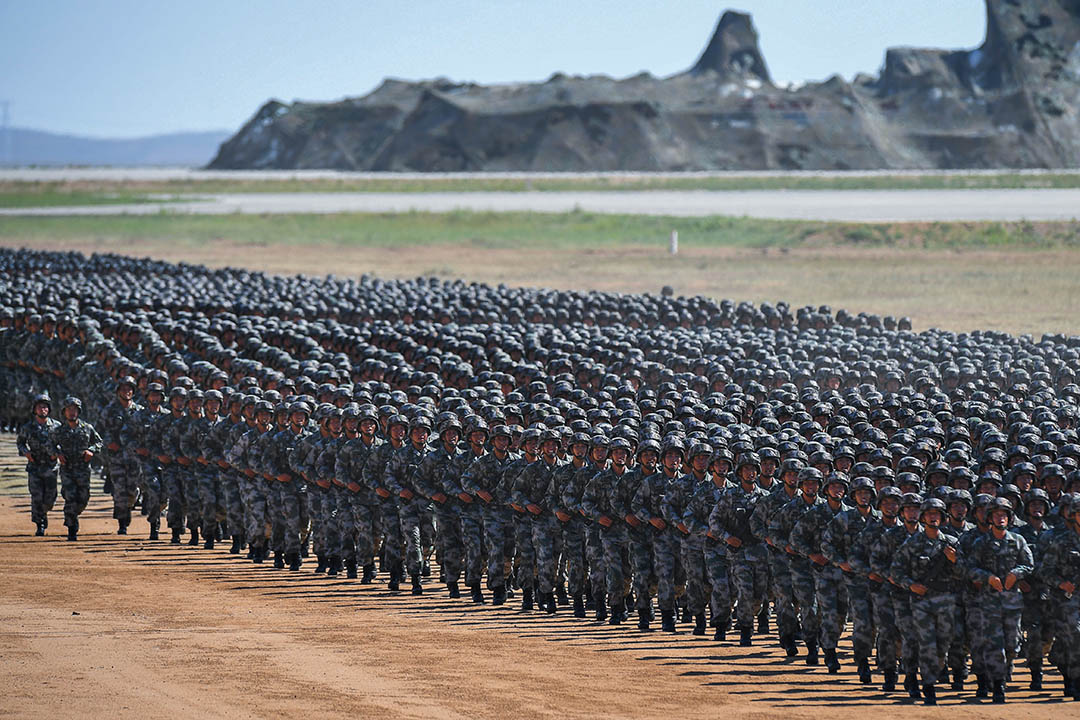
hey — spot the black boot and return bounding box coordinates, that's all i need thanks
[781,634,798,657]
[572,594,585,618]
[556,583,569,607]
[693,613,706,636]
[35,521,45,536]
[328,556,342,577]
[520,587,533,611]
[171,528,182,544]
[594,593,607,622]
[237,531,246,551]
[300,536,310,559]
[388,573,400,592]
[923,684,937,706]
[714,625,727,642]
[637,608,652,631]
[883,670,898,693]
[905,673,921,699]
[471,583,485,604]
[661,609,676,633]
[857,656,872,684]
[411,574,423,596]
[315,554,328,573]
[757,608,770,635]
[360,562,375,583]
[230,535,241,554]
[492,584,507,606]
[447,581,460,599]
[805,642,819,667]
[422,559,431,577]
[274,551,285,569]
[992,680,1005,704]
[251,544,264,563]
[608,602,625,625]
[117,520,127,535]
[346,557,359,580]
[975,673,989,698]
[288,551,301,571]
[67,524,78,542]
[187,527,199,546]
[204,532,214,550]
[149,524,159,541]
[824,648,841,674]
[739,627,753,647]
[951,670,965,691]
[1029,660,1043,691]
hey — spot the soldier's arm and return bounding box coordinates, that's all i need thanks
[789,513,814,557]
[888,540,916,589]
[820,514,845,566]
[87,425,103,456]
[1008,536,1035,581]
[16,425,31,457]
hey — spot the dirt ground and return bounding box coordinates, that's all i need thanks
[1,434,1078,719]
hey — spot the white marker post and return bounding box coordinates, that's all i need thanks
[669,230,678,255]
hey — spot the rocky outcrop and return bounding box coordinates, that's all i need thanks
[209,1,1080,171]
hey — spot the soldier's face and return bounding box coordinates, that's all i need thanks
[148,392,163,408]
[661,451,682,474]
[118,386,134,403]
[738,465,757,484]
[800,480,819,499]
[570,442,588,459]
[205,400,221,416]
[948,503,967,521]
[880,498,900,517]
[826,482,845,500]
[902,506,920,523]
[34,403,50,419]
[922,509,943,528]
[522,438,539,456]
[63,406,79,422]
[590,448,608,464]
[610,448,628,467]
[761,459,778,477]
[390,424,406,442]
[493,435,510,452]
[359,419,377,437]
[443,429,460,447]
[1027,501,1046,520]
[854,489,872,507]
[781,470,798,488]
[255,411,272,426]
[990,509,1010,530]
[639,449,658,472]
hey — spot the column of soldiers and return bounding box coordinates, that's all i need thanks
[4,248,1080,706]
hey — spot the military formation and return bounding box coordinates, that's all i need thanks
[3,247,1080,705]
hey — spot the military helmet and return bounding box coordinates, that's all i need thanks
[919,498,947,516]
[61,396,82,412]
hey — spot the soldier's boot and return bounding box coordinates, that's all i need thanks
[447,581,460,599]
[692,613,706,636]
[360,563,376,583]
[187,527,199,546]
[329,556,343,576]
[950,670,965,691]
[492,584,507,606]
[804,641,819,667]
[545,592,557,615]
[388,574,400,592]
[857,656,872,684]
[171,528,182,544]
[288,551,301,571]
[593,593,607,622]
[246,542,256,560]
[250,544,262,563]
[661,609,677,633]
[204,532,214,550]
[229,535,242,554]
[149,524,159,541]
[572,594,585,618]
[238,531,246,551]
[922,684,937,706]
[637,608,652,632]
[411,574,423,596]
[1069,675,1080,699]
[681,605,693,623]
[35,520,45,537]
[422,559,432,578]
[556,582,569,607]
[608,602,625,626]
[345,557,359,580]
[824,648,840,674]
[67,524,78,542]
[103,476,113,495]
[520,587,533,611]
[470,583,485,605]
[714,625,727,642]
[739,627,753,647]
[992,680,1006,704]
[882,670,898,693]
[757,609,770,635]
[782,635,798,658]
[315,554,328,574]
[300,536,310,559]
[274,551,285,569]
[1028,660,1043,691]
[117,519,127,535]
[975,674,989,698]
[905,673,921,699]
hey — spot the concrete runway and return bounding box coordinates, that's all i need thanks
[2,188,1079,222]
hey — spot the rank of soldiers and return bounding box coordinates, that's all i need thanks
[3,247,1080,706]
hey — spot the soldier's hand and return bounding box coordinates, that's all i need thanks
[556,510,571,523]
[1061,581,1077,594]
[457,492,473,504]
[809,553,827,566]
[243,469,256,477]
[649,517,666,531]
[399,489,414,500]
[784,544,796,555]
[1004,573,1018,590]
[1018,580,1032,593]
[477,490,493,503]
[431,492,447,504]
[840,562,853,573]
[868,572,884,583]
[23,452,33,461]
[725,536,742,548]
[107,442,120,452]
[136,448,149,457]
[676,522,689,535]
[347,482,362,493]
[943,545,957,563]
[988,575,1004,592]
[598,515,613,528]
[376,487,391,498]
[624,514,640,528]
[910,583,928,596]
[217,460,229,469]
[510,503,524,514]
[57,455,66,465]
[276,473,291,483]
[526,503,542,516]
[82,450,93,462]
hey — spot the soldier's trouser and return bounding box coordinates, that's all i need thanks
[380,499,403,572]
[791,559,820,644]
[327,485,348,557]
[180,466,200,531]
[482,506,511,590]
[815,566,847,651]
[629,530,654,612]
[873,585,899,671]
[238,473,256,539]
[680,533,707,617]
[531,513,559,595]
[460,509,485,587]
[351,500,379,567]
[398,498,424,578]
[108,459,139,524]
[980,591,1024,683]
[138,461,162,529]
[562,519,587,596]
[198,470,223,534]
[222,471,245,537]
[247,478,270,547]
[768,548,798,637]
[911,591,955,686]
[706,539,733,625]
[731,544,769,630]
[279,481,304,555]
[948,594,970,676]
[306,485,325,556]
[1059,593,1080,685]
[27,468,58,524]
[420,504,436,563]
[513,512,535,590]
[1023,591,1047,665]
[845,575,875,657]
[437,505,463,585]
[600,526,629,608]
[586,523,605,598]
[322,485,340,557]
[163,465,187,531]
[894,593,918,673]
[654,529,680,612]
[967,597,986,677]
[60,467,91,528]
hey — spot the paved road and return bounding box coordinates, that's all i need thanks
[2,188,1079,222]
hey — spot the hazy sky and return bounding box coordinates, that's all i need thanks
[1,1,987,138]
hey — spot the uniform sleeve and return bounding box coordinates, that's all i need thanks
[1009,535,1035,581]
[820,513,846,565]
[789,511,815,557]
[87,424,103,455]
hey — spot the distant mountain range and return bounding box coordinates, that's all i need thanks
[1,127,232,167]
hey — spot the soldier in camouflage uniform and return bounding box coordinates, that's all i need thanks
[513,428,564,613]
[317,404,357,577]
[158,387,194,544]
[416,414,464,596]
[852,486,903,690]
[445,418,488,603]
[462,423,518,605]
[201,390,242,552]
[874,492,924,697]
[128,383,167,540]
[98,377,141,535]
[620,438,660,630]
[50,396,103,541]
[967,497,1034,703]
[1036,492,1080,699]
[337,404,382,583]
[365,414,407,591]
[384,414,432,594]
[666,442,710,635]
[754,457,801,653]
[505,427,541,609]
[225,398,268,560]
[16,393,60,535]
[634,437,685,633]
[890,498,963,705]
[583,436,633,625]
[183,390,224,549]
[960,493,994,696]
[293,404,338,572]
[1018,488,1052,689]
[267,401,312,570]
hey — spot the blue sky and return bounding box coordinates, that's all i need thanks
[1,1,987,138]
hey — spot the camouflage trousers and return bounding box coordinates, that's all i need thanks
[272,480,305,555]
[26,468,58,525]
[680,533,707,617]
[947,594,970,677]
[815,566,847,651]
[893,592,918,674]
[844,574,876,659]
[512,512,534,590]
[790,559,820,644]
[529,513,561,595]
[60,467,91,528]
[325,484,348,558]
[653,529,683,613]
[197,469,224,535]
[1057,592,1080,685]
[966,596,986,677]
[221,470,245,537]
[420,504,436,567]
[398,498,426,578]
[349,500,380,567]
[306,485,328,557]
[767,547,798,638]
[561,518,587,596]
[586,524,605,599]
[1023,590,1050,666]
[245,476,270,548]
[380,499,403,574]
[107,455,139,525]
[162,465,188,531]
[910,591,955,685]
[873,586,899,671]
[978,591,1024,683]
[600,525,630,608]
[730,543,770,631]
[436,505,463,585]
[137,461,162,529]
[706,539,733,627]
[180,465,200,531]
[629,529,654,612]
[459,508,484,587]
[481,505,512,591]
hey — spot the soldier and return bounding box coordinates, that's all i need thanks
[1037,492,1080,699]
[583,436,633,625]
[445,418,488,603]
[294,404,338,573]
[1018,488,1052,690]
[317,404,356,577]
[268,401,312,571]
[671,442,712,636]
[634,437,685,633]
[506,427,542,610]
[98,376,141,535]
[129,383,167,540]
[874,492,924,698]
[461,423,518,605]
[753,456,802,653]
[890,498,963,705]
[384,414,432,594]
[226,398,270,561]
[852,486,903,691]
[416,414,464,596]
[967,497,1034,703]
[158,387,195,545]
[365,413,407,591]
[201,390,241,552]
[50,396,103,541]
[512,428,564,613]
[621,438,660,631]
[182,390,223,549]
[338,403,382,583]
[16,393,60,535]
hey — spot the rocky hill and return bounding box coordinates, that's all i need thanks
[208,0,1080,171]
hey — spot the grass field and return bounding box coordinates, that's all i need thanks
[2,210,1079,337]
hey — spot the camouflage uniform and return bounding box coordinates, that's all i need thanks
[182,411,221,539]
[610,463,651,615]
[128,404,166,532]
[50,418,103,531]
[416,442,463,586]
[226,423,268,551]
[752,484,800,642]
[512,455,563,598]
[461,447,518,592]
[444,447,486,589]
[958,526,989,683]
[365,440,404,580]
[634,469,683,616]
[853,515,899,674]
[822,505,881,661]
[873,523,921,676]
[336,434,382,571]
[204,415,244,541]
[583,466,630,609]
[1036,525,1080,690]
[665,471,707,620]
[556,459,595,600]
[1017,520,1050,677]
[265,425,309,558]
[771,495,826,649]
[792,497,850,652]
[98,397,142,528]
[16,416,60,527]
[384,441,429,579]
[712,481,769,633]
[968,529,1033,685]
[293,429,333,560]
[158,411,193,534]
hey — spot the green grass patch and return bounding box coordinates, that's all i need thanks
[0,186,185,208]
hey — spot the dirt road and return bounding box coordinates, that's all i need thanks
[1,434,1076,719]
